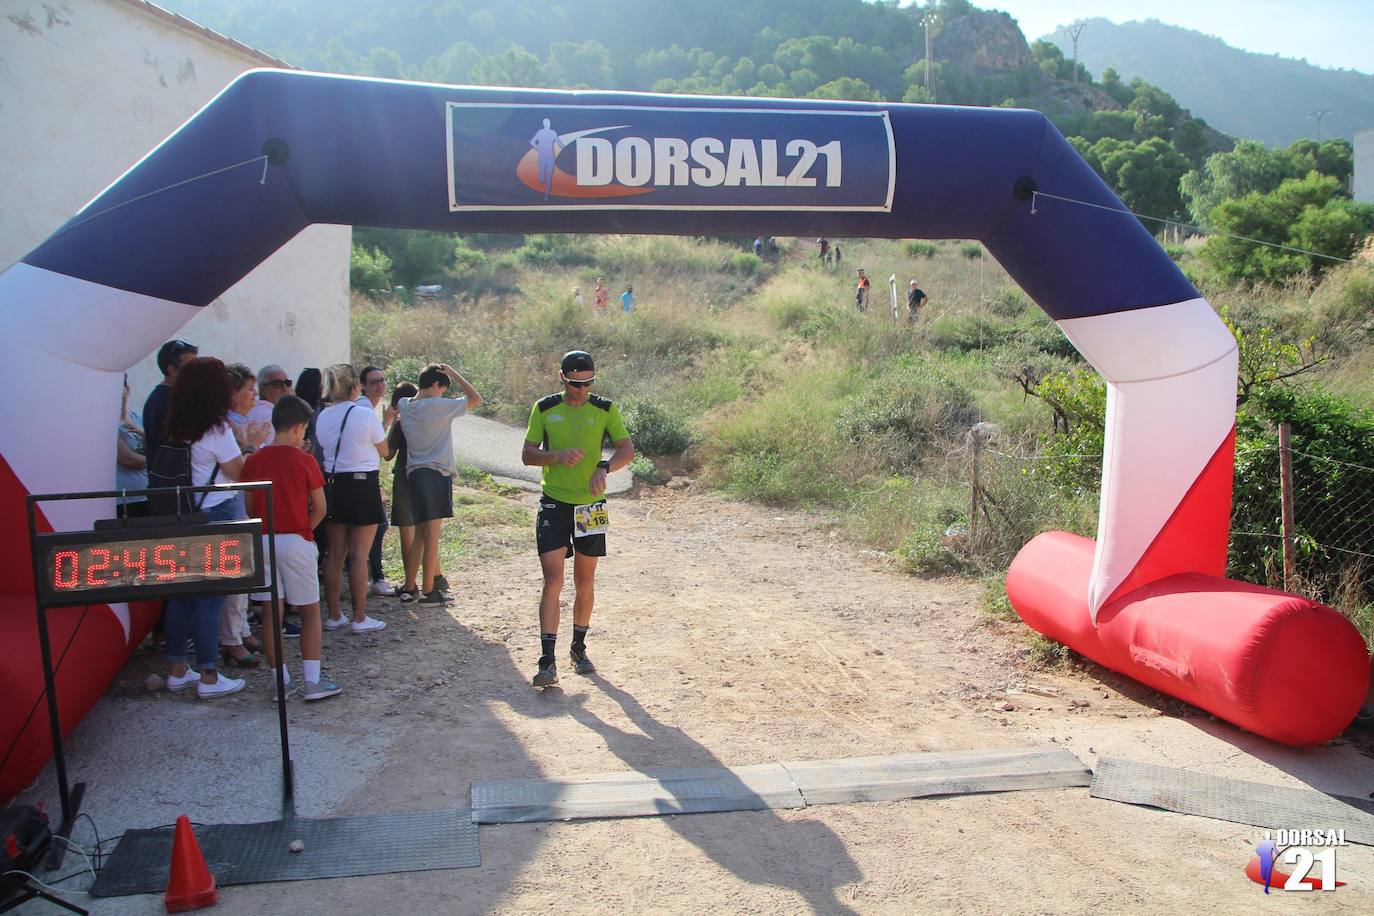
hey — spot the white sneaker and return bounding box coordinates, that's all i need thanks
[350,616,386,634]
[323,614,351,632]
[166,669,199,692]
[368,580,397,597]
[197,673,245,699]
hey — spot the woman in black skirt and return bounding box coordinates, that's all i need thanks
[315,364,389,634]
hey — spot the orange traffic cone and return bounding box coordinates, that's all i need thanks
[164,815,217,912]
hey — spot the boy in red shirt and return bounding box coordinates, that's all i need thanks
[242,395,338,700]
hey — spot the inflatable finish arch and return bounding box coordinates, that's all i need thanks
[1,72,1366,796]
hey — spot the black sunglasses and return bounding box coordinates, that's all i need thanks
[263,379,293,389]
[565,377,595,388]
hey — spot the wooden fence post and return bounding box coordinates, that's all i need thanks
[969,430,981,547]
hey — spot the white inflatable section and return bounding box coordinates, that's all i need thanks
[1056,298,1238,621]
[0,263,199,372]
[0,264,196,643]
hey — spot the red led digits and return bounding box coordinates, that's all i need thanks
[86,548,112,586]
[202,542,214,576]
[53,550,79,589]
[123,547,147,581]
[154,543,177,581]
[219,538,243,575]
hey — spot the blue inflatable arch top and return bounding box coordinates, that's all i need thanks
[0,71,1366,794]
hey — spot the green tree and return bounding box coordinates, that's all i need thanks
[1075,136,1190,220]
[1201,172,1374,282]
[546,39,613,88]
[810,77,880,102]
[1180,140,1298,227]
[469,46,545,87]
[349,244,392,293]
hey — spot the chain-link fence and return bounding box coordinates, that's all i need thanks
[961,425,1372,627]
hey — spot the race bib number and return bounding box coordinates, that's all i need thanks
[574,501,608,537]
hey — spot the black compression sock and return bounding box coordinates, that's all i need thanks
[540,632,557,666]
[572,625,589,652]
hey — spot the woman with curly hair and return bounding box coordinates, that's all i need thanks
[161,356,248,699]
[315,364,388,634]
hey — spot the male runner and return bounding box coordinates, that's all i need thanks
[521,350,635,687]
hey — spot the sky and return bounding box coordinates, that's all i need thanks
[973,1,1373,74]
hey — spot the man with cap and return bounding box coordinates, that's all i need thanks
[906,279,928,322]
[855,268,870,312]
[521,350,635,688]
[142,338,198,462]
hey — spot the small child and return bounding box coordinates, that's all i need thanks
[242,395,339,701]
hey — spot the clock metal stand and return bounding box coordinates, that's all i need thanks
[24,481,295,872]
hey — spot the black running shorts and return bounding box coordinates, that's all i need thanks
[535,494,606,558]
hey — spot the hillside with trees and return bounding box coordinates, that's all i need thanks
[1043,18,1374,147]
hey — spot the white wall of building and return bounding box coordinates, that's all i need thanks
[1356,129,1374,204]
[0,0,349,407]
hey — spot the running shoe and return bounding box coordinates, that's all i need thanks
[283,620,301,639]
[350,616,387,634]
[570,647,595,676]
[433,574,450,593]
[304,677,343,701]
[417,590,446,607]
[533,660,559,688]
[398,586,420,604]
[166,669,200,693]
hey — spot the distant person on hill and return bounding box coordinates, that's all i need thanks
[818,237,830,267]
[574,287,585,307]
[906,279,928,322]
[620,285,635,314]
[753,237,763,257]
[594,277,609,316]
[521,350,635,688]
[833,243,842,270]
[855,268,870,312]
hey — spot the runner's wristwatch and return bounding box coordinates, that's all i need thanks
[597,460,611,472]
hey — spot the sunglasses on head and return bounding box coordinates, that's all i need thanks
[565,377,595,388]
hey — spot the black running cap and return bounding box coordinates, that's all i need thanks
[560,350,595,374]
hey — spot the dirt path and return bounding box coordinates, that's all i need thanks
[35,484,1374,913]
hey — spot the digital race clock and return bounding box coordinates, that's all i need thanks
[34,520,264,605]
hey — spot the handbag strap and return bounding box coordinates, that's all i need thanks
[328,405,357,474]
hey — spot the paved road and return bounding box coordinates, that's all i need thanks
[452,412,632,494]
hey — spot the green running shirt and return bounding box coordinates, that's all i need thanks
[524,393,631,505]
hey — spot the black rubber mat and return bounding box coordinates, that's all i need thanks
[89,809,480,897]
[1091,757,1374,846]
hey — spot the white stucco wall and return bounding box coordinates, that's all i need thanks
[0,0,349,407]
[1356,129,1374,204]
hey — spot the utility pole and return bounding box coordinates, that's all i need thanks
[1066,23,1085,83]
[1307,108,1331,141]
[924,5,935,101]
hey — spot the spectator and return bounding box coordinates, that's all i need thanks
[160,357,247,699]
[818,237,830,267]
[620,285,635,314]
[247,364,293,445]
[384,383,421,602]
[116,375,148,518]
[593,277,609,316]
[833,243,842,269]
[753,237,763,257]
[220,363,269,668]
[316,364,388,634]
[243,395,340,701]
[398,364,483,606]
[855,268,870,312]
[906,279,928,322]
[142,338,197,462]
[356,366,397,597]
[295,368,323,411]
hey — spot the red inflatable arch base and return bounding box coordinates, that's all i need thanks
[1008,532,1369,746]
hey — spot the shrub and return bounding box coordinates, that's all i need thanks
[959,243,983,259]
[905,240,938,258]
[620,396,692,456]
[516,233,595,267]
[926,313,1016,352]
[350,244,392,293]
[987,286,1030,317]
[728,251,762,275]
[838,357,979,468]
[628,454,667,484]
